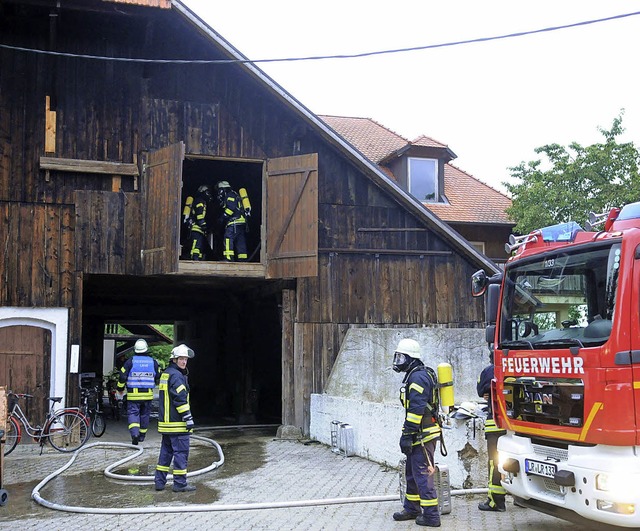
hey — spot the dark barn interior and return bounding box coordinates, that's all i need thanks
[81,271,287,426]
[181,158,264,262]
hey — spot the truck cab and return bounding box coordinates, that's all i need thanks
[472,202,640,528]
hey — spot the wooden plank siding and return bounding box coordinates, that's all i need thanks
[74,191,142,275]
[0,202,76,308]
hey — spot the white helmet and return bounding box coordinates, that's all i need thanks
[170,344,195,359]
[395,338,421,358]
[134,339,148,354]
[451,401,479,419]
[392,338,422,373]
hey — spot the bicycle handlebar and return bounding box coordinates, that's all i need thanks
[8,392,33,399]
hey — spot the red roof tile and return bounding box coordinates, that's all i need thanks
[318,115,512,226]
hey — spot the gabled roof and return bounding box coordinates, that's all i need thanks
[171,1,499,273]
[319,115,512,226]
[320,115,454,162]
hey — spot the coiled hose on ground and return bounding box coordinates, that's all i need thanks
[31,434,487,514]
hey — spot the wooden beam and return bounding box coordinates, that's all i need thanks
[177,261,266,278]
[319,248,451,256]
[40,156,139,176]
[357,227,427,232]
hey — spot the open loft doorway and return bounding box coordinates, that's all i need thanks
[82,273,284,427]
[181,157,263,263]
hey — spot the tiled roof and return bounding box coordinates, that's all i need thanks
[320,115,408,163]
[433,164,513,224]
[319,115,512,226]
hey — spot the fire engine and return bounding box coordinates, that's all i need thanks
[471,201,640,529]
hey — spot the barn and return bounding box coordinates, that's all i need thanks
[0,0,497,432]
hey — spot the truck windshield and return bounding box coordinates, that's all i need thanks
[500,241,621,349]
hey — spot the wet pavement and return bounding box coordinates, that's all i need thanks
[0,416,586,530]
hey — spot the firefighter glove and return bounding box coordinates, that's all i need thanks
[183,414,195,430]
[399,433,414,456]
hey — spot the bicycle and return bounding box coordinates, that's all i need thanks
[3,391,90,456]
[80,385,107,438]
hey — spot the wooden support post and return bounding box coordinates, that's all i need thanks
[0,386,6,487]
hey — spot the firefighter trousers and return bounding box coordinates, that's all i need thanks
[404,439,440,521]
[126,399,152,441]
[155,434,191,489]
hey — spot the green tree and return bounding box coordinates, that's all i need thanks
[504,114,640,234]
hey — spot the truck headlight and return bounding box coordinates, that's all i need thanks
[596,473,638,495]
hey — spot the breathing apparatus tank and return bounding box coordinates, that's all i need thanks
[437,363,454,408]
[239,187,252,217]
[182,195,194,226]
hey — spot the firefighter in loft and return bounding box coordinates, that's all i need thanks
[183,184,214,260]
[215,180,250,261]
[117,338,160,445]
[392,338,442,528]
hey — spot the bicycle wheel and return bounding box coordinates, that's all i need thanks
[46,410,90,452]
[3,416,20,456]
[91,412,106,437]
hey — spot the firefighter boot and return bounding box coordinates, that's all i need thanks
[478,494,506,512]
[392,509,421,521]
[416,507,441,527]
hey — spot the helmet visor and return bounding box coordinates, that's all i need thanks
[392,351,410,372]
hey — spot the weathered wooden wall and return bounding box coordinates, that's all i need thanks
[1,2,486,430]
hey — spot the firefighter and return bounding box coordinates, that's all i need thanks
[117,338,160,445]
[392,338,442,527]
[154,344,196,492]
[477,355,507,512]
[215,180,248,261]
[184,185,213,260]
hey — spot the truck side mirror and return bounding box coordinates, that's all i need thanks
[471,270,488,297]
[486,284,500,325]
[485,325,496,344]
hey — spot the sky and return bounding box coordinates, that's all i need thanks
[182,1,640,194]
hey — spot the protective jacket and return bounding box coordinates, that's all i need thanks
[401,362,441,446]
[220,190,246,227]
[117,354,160,401]
[477,364,506,434]
[190,191,209,234]
[158,363,193,434]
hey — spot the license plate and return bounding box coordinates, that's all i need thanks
[525,459,557,478]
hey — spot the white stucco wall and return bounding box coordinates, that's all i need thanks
[0,307,69,405]
[309,326,491,489]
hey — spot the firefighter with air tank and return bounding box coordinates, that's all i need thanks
[391,338,453,528]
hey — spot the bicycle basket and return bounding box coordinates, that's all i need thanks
[8,393,18,411]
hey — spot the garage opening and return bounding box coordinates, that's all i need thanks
[82,274,285,427]
[180,157,263,263]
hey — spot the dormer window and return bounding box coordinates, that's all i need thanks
[408,157,438,202]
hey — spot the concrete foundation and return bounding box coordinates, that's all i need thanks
[309,326,491,489]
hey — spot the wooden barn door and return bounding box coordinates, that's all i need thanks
[141,142,184,275]
[265,154,318,279]
[0,325,51,424]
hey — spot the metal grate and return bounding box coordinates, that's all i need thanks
[532,443,568,462]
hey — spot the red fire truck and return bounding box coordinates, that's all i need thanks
[471,202,640,529]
